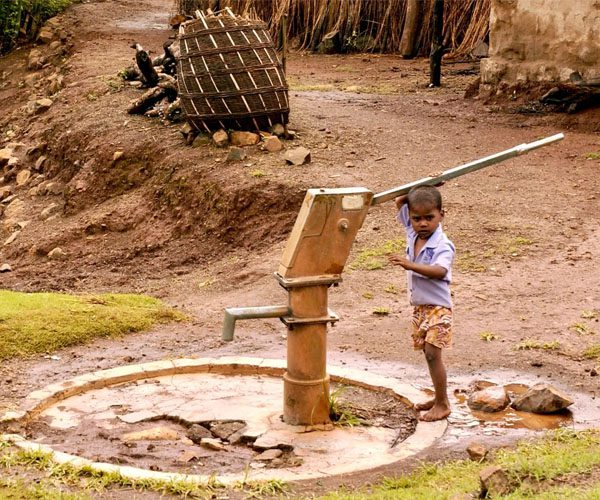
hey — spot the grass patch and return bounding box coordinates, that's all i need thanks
[0,290,186,359]
[328,387,364,428]
[456,250,487,272]
[581,310,597,319]
[372,307,390,316]
[584,152,600,160]
[479,331,499,342]
[583,344,600,360]
[317,429,600,499]
[516,338,561,351]
[349,237,405,271]
[570,322,595,335]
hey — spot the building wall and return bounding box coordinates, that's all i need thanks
[481,0,600,84]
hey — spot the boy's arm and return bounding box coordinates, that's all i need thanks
[394,195,408,210]
[388,255,448,279]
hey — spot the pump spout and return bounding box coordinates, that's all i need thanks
[222,305,290,341]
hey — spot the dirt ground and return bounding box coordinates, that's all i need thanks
[1,0,599,495]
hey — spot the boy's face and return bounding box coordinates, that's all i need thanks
[409,202,443,240]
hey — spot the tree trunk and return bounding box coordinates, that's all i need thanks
[400,0,422,59]
[429,0,444,87]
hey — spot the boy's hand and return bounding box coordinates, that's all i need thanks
[427,171,445,187]
[394,195,408,210]
[388,253,412,270]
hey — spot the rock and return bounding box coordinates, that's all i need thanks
[200,438,226,451]
[210,421,246,440]
[479,465,512,497]
[44,181,64,195]
[122,426,179,442]
[226,146,247,162]
[0,263,12,273]
[270,123,285,137]
[345,161,355,168]
[186,424,213,444]
[467,442,487,461]
[4,198,24,220]
[0,148,13,167]
[0,186,12,201]
[28,49,44,70]
[284,147,311,165]
[37,26,55,44]
[26,98,53,115]
[511,383,574,414]
[230,131,260,146]
[212,129,229,147]
[263,136,283,152]
[253,433,294,452]
[191,134,211,147]
[4,231,20,246]
[467,385,510,412]
[254,449,283,461]
[34,156,48,172]
[113,151,124,162]
[40,203,60,220]
[16,170,31,186]
[47,247,66,260]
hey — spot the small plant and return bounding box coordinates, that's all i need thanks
[542,340,561,350]
[584,152,600,160]
[516,338,560,351]
[328,386,364,427]
[198,278,216,288]
[384,284,398,294]
[570,322,595,335]
[479,331,499,342]
[583,344,600,360]
[86,91,98,101]
[372,307,390,316]
[362,291,374,299]
[249,169,265,178]
[581,310,598,319]
[456,251,487,272]
[349,238,405,271]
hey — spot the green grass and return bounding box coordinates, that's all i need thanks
[372,307,390,316]
[0,290,186,359]
[317,429,600,499]
[583,344,600,360]
[516,338,561,351]
[349,238,405,271]
[479,331,499,342]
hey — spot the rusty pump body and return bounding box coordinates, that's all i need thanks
[222,133,564,426]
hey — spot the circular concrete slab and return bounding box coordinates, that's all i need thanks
[1,357,446,485]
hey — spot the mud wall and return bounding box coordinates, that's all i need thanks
[481,0,600,84]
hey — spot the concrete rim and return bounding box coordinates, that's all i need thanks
[1,356,447,485]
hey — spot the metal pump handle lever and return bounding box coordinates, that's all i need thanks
[371,133,564,206]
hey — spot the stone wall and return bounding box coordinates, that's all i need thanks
[481,0,600,84]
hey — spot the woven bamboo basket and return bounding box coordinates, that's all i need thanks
[177,10,289,132]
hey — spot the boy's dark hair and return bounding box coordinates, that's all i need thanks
[407,185,442,210]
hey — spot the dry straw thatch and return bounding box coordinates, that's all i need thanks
[174,0,490,57]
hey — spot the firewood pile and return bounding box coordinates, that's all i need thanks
[121,8,289,139]
[540,71,600,113]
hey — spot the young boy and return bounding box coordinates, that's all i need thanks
[388,185,455,422]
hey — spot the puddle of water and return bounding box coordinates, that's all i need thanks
[115,19,167,31]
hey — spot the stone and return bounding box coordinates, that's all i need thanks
[0,263,12,273]
[27,98,53,115]
[270,123,285,137]
[253,433,294,452]
[40,203,60,220]
[345,161,355,168]
[210,421,246,440]
[479,465,512,497]
[200,438,226,451]
[0,148,13,167]
[263,136,283,152]
[230,131,260,146]
[467,385,510,412]
[255,449,283,461]
[284,147,311,165]
[191,134,211,147]
[4,231,20,246]
[4,198,24,219]
[113,151,124,162]
[37,26,55,44]
[186,423,213,444]
[122,426,179,442]
[511,383,574,414]
[27,49,44,70]
[226,146,247,162]
[47,247,66,260]
[467,442,487,461]
[16,170,31,186]
[0,186,12,201]
[212,129,229,147]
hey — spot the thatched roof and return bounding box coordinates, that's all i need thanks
[175,0,490,57]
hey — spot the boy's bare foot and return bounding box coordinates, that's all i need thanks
[419,404,450,422]
[414,399,435,411]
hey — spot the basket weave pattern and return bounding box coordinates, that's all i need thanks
[177,14,289,132]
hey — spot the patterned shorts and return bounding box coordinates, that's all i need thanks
[411,305,453,350]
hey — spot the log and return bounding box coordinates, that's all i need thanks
[127,87,168,115]
[131,42,159,87]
